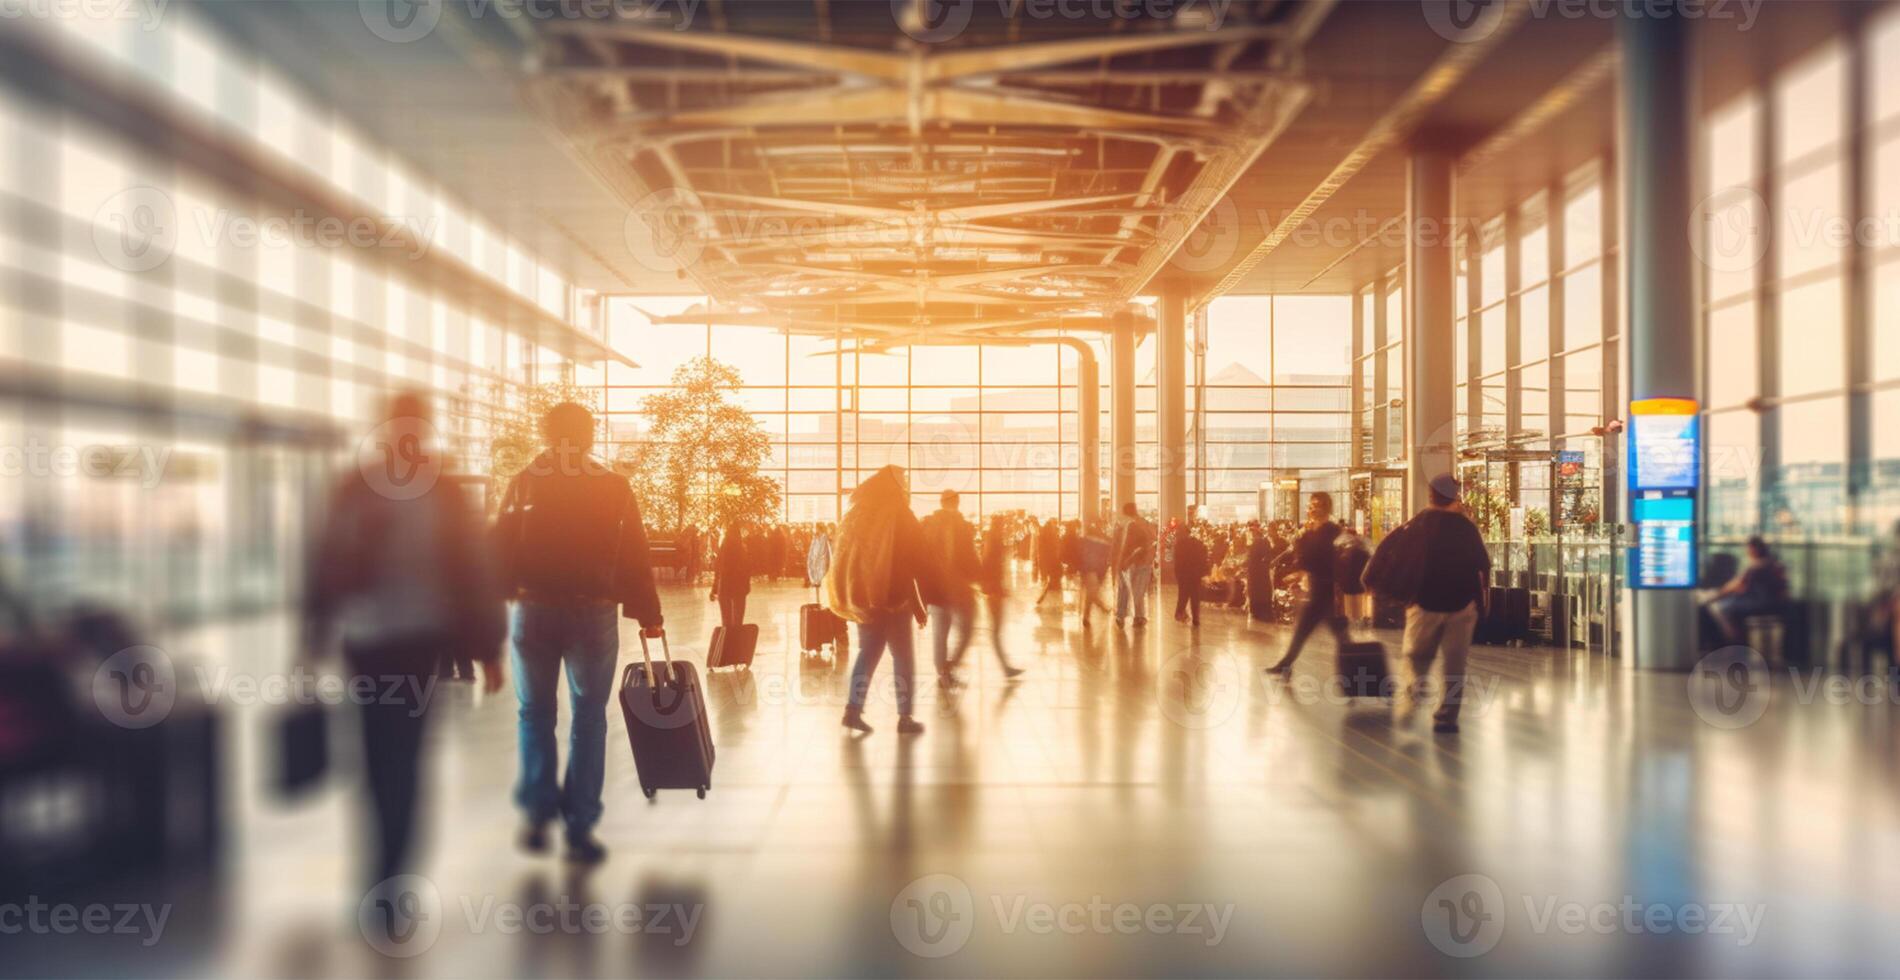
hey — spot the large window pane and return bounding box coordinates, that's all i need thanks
[1707,302,1758,409]
[1778,277,1845,397]
[1520,284,1549,364]
[1562,263,1603,349]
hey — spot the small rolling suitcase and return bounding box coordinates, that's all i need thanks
[1474,587,1531,645]
[1335,640,1392,699]
[800,599,845,653]
[707,622,759,671]
[618,631,714,799]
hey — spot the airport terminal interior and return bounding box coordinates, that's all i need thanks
[4,1,1900,977]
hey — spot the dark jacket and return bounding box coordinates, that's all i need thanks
[1291,521,1343,594]
[1410,508,1493,613]
[715,532,751,598]
[1114,517,1156,571]
[920,508,980,607]
[492,450,663,626]
[1175,534,1209,581]
[306,469,505,662]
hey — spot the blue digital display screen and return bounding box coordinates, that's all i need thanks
[1628,410,1700,492]
[1631,495,1694,523]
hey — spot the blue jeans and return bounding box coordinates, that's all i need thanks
[1116,565,1153,620]
[928,600,973,678]
[511,601,620,834]
[847,608,917,717]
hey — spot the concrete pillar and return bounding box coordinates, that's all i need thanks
[1058,338,1102,528]
[1156,289,1189,529]
[1111,313,1139,510]
[1619,7,1700,670]
[1405,149,1457,514]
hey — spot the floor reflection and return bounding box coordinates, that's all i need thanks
[20,575,1900,978]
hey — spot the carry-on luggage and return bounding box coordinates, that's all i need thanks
[800,598,845,653]
[617,631,714,799]
[1474,586,1531,645]
[707,622,759,671]
[1335,640,1392,699]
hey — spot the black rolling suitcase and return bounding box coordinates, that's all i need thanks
[1475,587,1531,645]
[618,631,714,799]
[1335,640,1392,699]
[800,595,845,654]
[707,622,759,671]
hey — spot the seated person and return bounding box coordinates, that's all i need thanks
[1702,536,1791,643]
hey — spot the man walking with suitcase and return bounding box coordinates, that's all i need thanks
[1362,474,1491,734]
[1265,492,1351,676]
[494,402,664,864]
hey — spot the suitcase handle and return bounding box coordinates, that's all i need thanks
[637,629,672,688]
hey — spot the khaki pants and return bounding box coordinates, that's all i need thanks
[1403,602,1479,724]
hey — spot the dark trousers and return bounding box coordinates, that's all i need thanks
[720,592,748,631]
[345,637,442,884]
[1175,578,1202,623]
[1278,586,1348,667]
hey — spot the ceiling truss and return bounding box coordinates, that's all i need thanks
[512,1,1334,342]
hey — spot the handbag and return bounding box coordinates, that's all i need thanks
[272,701,329,799]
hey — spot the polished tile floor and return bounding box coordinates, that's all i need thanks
[16,569,1900,978]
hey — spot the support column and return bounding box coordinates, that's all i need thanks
[1620,7,1701,670]
[1058,338,1102,528]
[1111,312,1139,511]
[1156,289,1189,529]
[1405,148,1458,514]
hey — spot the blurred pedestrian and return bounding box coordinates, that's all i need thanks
[713,522,752,630]
[493,401,663,863]
[1113,503,1156,628]
[304,391,506,885]
[1266,492,1349,675]
[828,466,935,735]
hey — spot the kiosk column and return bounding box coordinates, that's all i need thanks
[1620,7,1702,670]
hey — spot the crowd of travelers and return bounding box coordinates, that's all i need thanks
[307,394,1877,882]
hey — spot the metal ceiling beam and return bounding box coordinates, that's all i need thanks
[1195,0,1535,306]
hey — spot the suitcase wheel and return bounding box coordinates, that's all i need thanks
[696,787,707,799]
[644,788,656,800]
